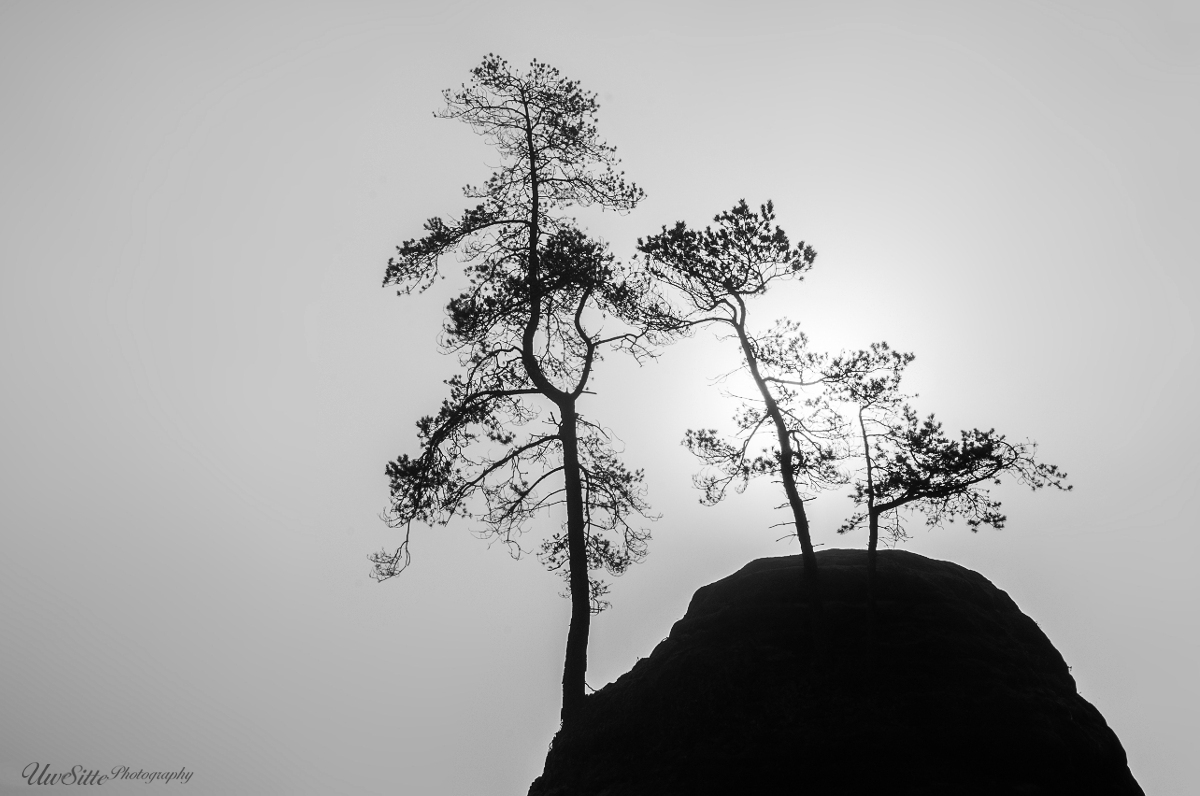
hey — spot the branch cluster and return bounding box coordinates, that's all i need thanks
[376,56,664,611]
[638,199,815,324]
[639,199,1071,555]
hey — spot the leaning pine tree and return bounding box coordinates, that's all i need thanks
[638,200,841,614]
[375,55,665,727]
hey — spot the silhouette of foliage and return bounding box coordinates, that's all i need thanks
[375,55,664,725]
[638,201,834,597]
[816,341,1073,604]
[679,319,845,509]
[641,200,1072,617]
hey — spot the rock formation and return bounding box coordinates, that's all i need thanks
[529,549,1142,795]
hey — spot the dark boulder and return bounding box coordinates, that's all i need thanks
[529,549,1142,796]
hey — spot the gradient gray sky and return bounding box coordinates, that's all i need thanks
[2,1,1196,793]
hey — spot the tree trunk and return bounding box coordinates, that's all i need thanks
[776,447,821,605]
[558,400,591,727]
[730,315,822,615]
[865,509,881,684]
[867,510,879,615]
[518,110,592,725]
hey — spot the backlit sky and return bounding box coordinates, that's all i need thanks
[2,1,1197,793]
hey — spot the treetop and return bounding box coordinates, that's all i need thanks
[638,199,817,323]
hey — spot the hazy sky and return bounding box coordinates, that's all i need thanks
[2,1,1196,793]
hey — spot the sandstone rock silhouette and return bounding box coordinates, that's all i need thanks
[529,549,1142,795]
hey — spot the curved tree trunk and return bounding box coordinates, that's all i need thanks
[516,100,590,727]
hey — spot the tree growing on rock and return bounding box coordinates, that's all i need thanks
[825,343,1073,607]
[637,200,838,606]
[638,197,1072,618]
[375,55,665,726]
